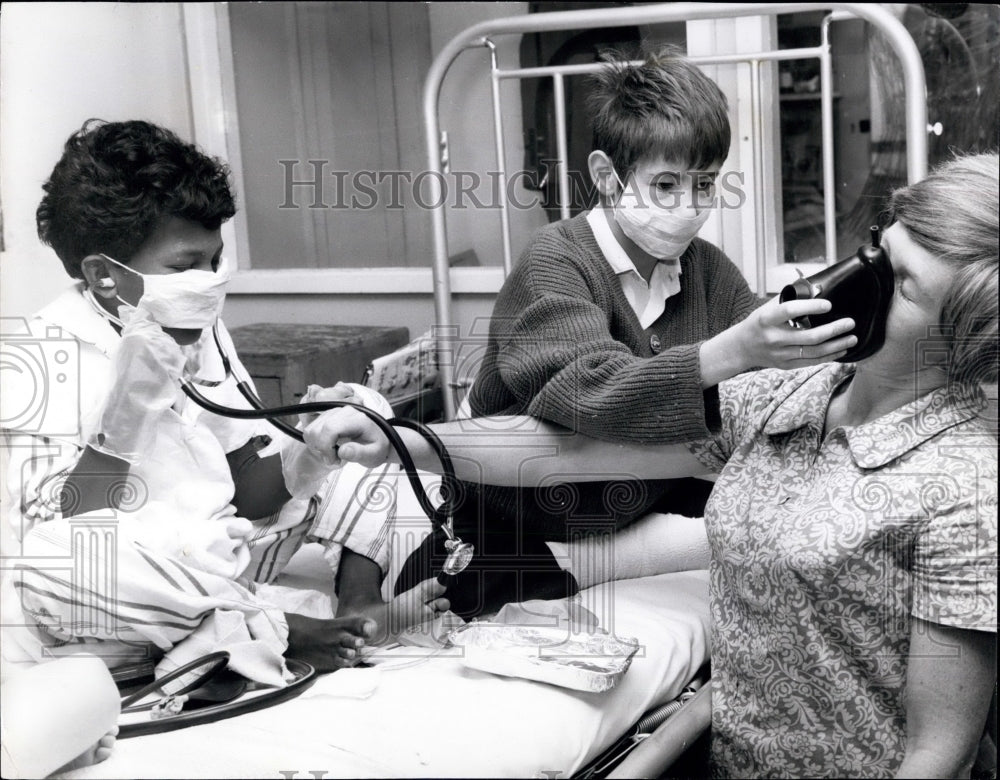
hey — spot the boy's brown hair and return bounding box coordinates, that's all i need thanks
[587,46,731,175]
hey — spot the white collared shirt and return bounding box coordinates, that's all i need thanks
[586,208,682,329]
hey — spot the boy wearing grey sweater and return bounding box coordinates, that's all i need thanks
[398,48,856,616]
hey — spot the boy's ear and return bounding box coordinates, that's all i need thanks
[588,150,619,198]
[80,255,117,297]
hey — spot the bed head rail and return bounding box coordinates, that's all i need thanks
[425,3,927,418]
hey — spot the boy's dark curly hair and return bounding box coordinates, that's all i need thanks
[36,119,236,279]
[587,46,731,175]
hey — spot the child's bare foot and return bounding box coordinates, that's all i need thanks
[337,577,450,645]
[54,726,119,773]
[284,613,377,672]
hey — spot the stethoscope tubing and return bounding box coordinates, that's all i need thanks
[180,378,459,531]
[121,651,231,710]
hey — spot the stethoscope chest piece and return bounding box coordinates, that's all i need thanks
[442,538,474,576]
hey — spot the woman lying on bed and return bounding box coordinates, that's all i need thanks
[302,153,998,778]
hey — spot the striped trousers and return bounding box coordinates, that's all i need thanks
[1,462,437,686]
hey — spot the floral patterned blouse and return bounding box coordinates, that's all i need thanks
[689,363,998,778]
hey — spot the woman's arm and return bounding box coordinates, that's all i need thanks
[896,618,997,778]
[303,410,708,486]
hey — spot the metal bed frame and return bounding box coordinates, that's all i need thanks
[422,2,928,420]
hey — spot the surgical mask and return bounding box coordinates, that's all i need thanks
[100,253,232,329]
[612,170,711,259]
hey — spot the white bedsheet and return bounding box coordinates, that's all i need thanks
[63,569,710,779]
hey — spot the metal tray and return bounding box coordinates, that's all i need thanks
[448,622,639,692]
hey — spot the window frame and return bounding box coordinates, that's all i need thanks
[184,3,499,295]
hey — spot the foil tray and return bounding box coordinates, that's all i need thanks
[448,622,639,692]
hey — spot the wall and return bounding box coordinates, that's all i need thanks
[0,2,193,320]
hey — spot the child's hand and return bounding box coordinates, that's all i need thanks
[298,382,358,427]
[700,296,857,387]
[736,296,857,369]
[280,391,379,499]
[302,406,392,468]
[285,613,376,672]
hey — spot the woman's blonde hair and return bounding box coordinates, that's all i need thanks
[888,152,999,386]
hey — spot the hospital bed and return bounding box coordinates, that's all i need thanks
[58,4,925,778]
[61,545,712,779]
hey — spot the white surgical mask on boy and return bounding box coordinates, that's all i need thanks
[99,253,232,329]
[612,170,711,259]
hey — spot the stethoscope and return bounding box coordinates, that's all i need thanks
[84,281,474,581]
[181,324,474,582]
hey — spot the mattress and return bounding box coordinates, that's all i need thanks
[61,568,710,779]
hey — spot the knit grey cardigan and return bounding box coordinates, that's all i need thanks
[468,212,759,444]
